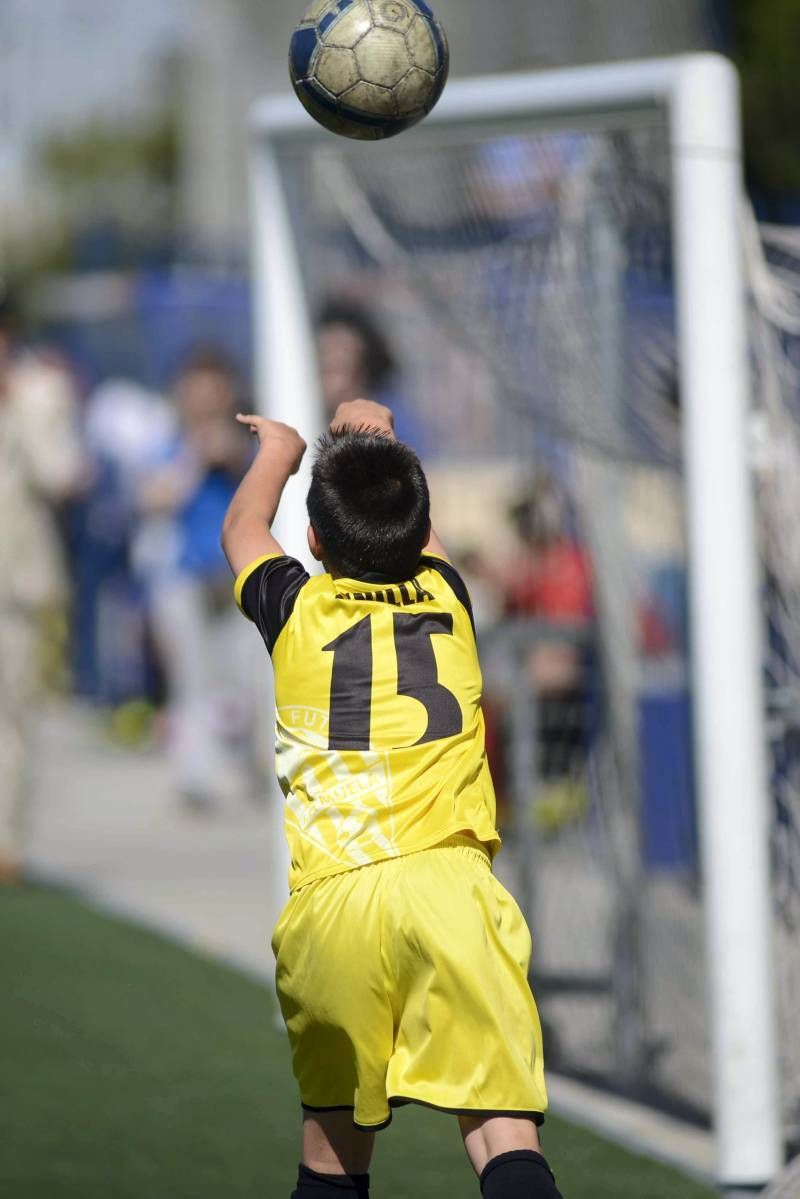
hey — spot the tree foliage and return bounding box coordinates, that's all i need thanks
[39,118,176,189]
[734,0,800,195]
[36,112,179,233]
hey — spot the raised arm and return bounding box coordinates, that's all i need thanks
[221,415,306,577]
[329,398,449,561]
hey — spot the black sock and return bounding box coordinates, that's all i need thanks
[291,1162,370,1198]
[480,1150,563,1198]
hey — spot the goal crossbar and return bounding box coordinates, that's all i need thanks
[252,55,733,145]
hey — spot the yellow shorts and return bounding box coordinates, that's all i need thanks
[272,836,548,1130]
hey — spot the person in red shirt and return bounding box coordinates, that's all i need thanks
[504,473,593,830]
[505,475,592,626]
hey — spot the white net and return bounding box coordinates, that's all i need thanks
[269,114,798,1140]
[763,1154,800,1199]
[747,218,800,1148]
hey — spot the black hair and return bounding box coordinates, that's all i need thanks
[509,469,567,549]
[318,299,396,392]
[307,430,430,580]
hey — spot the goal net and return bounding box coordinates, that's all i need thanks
[251,57,795,1180]
[748,218,800,1152]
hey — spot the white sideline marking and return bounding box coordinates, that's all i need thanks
[547,1073,715,1183]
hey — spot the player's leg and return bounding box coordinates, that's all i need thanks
[459,1115,564,1198]
[459,1112,542,1172]
[276,865,392,1198]
[291,1110,374,1197]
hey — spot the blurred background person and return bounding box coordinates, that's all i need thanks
[0,290,85,884]
[135,348,254,813]
[503,471,594,832]
[71,377,177,712]
[317,297,432,454]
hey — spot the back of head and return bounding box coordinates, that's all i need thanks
[307,431,430,581]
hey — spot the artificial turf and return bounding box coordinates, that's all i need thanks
[0,886,716,1199]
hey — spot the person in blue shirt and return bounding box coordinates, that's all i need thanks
[137,349,254,812]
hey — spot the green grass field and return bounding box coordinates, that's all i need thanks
[0,886,716,1198]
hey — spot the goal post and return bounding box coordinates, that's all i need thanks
[669,57,782,1190]
[249,55,782,1188]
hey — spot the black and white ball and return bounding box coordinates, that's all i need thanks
[289,0,450,141]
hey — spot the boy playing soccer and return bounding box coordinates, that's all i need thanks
[222,399,563,1199]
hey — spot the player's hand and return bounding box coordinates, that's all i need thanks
[236,415,307,474]
[330,399,395,438]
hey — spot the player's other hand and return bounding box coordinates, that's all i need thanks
[236,415,307,474]
[331,399,395,438]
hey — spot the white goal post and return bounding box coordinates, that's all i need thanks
[249,55,782,1189]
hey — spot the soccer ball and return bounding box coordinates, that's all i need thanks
[289,0,450,141]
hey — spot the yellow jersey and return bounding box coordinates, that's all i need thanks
[235,553,500,892]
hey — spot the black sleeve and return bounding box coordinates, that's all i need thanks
[420,555,476,636]
[239,557,310,654]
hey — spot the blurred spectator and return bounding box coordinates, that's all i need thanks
[72,379,176,704]
[505,473,593,627]
[317,299,431,453]
[0,290,85,883]
[456,547,504,636]
[504,471,593,832]
[136,349,255,813]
